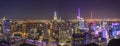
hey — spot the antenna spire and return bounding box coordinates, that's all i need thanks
[91,10,93,19]
[77,8,80,19]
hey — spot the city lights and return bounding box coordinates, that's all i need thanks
[0,0,119,46]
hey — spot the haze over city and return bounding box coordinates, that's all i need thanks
[0,0,120,19]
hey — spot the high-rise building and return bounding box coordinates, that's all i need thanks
[77,8,85,30]
[2,17,11,34]
[2,16,11,40]
[53,11,58,21]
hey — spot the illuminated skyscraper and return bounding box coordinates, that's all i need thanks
[2,17,10,32]
[77,8,85,30]
[53,11,58,20]
[77,8,81,20]
[2,16,11,39]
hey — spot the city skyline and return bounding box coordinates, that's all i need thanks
[0,0,120,19]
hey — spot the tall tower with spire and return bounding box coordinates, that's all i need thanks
[90,10,93,20]
[77,8,85,30]
[77,8,81,20]
[90,10,94,22]
[53,11,58,20]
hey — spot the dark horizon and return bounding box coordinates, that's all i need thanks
[0,0,120,20]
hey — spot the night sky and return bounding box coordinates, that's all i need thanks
[0,0,120,20]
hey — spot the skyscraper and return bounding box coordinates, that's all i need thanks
[2,16,11,33]
[77,8,80,20]
[2,16,11,40]
[53,11,58,21]
[77,8,85,30]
